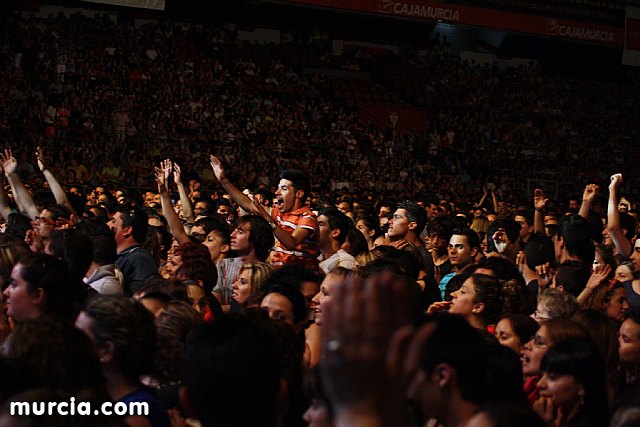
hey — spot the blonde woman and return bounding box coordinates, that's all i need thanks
[231,262,273,311]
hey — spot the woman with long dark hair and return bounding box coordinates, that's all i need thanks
[534,339,609,427]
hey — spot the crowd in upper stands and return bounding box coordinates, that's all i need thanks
[2,7,640,427]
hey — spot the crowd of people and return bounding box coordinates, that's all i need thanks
[1,6,640,427]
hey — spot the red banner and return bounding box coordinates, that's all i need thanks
[285,0,624,45]
[624,7,640,66]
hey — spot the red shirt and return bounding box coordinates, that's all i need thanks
[270,206,319,271]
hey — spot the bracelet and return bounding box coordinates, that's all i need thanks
[535,208,544,213]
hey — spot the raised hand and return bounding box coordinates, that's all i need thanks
[427,300,452,314]
[534,188,548,211]
[609,174,623,192]
[536,262,553,288]
[582,184,599,203]
[209,155,225,181]
[492,227,510,254]
[586,264,612,290]
[516,250,526,275]
[172,162,182,185]
[35,146,46,172]
[389,240,410,251]
[319,271,411,420]
[0,149,17,177]
[154,160,170,190]
[533,396,560,427]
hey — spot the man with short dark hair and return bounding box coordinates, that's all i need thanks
[183,315,284,427]
[554,214,595,265]
[439,228,480,300]
[214,215,275,306]
[514,208,534,244]
[317,207,355,273]
[108,206,157,294]
[388,201,427,251]
[211,156,319,270]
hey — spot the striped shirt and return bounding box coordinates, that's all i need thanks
[271,206,319,271]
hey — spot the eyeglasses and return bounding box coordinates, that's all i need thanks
[34,216,56,226]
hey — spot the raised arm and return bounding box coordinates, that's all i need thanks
[156,160,189,245]
[0,171,12,221]
[533,188,548,235]
[320,272,412,427]
[36,147,75,215]
[210,155,255,213]
[0,149,38,220]
[490,188,498,212]
[248,197,313,250]
[607,174,632,258]
[578,184,598,218]
[172,162,195,223]
[478,185,488,208]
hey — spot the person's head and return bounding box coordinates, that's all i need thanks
[193,198,213,217]
[3,316,105,395]
[154,300,202,383]
[426,214,454,254]
[0,234,30,289]
[33,205,72,241]
[524,233,556,272]
[276,169,310,212]
[108,206,148,246]
[615,261,634,283]
[3,253,84,322]
[538,339,609,426]
[619,212,637,241]
[487,218,522,256]
[233,262,273,307]
[593,244,617,274]
[377,199,396,230]
[342,225,369,258]
[551,260,591,297]
[514,209,534,241]
[533,288,580,324]
[631,238,640,273]
[354,215,382,246]
[47,229,93,283]
[261,264,324,311]
[174,259,218,296]
[317,207,351,248]
[75,295,156,384]
[406,314,488,421]
[618,307,640,369]
[448,228,480,271]
[233,215,274,261]
[311,267,350,326]
[4,213,33,240]
[555,215,595,265]
[583,281,629,322]
[260,283,308,332]
[521,318,588,376]
[388,200,427,241]
[171,241,211,267]
[495,314,539,354]
[215,197,232,218]
[190,216,231,262]
[572,309,620,376]
[450,273,504,329]
[183,314,283,427]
